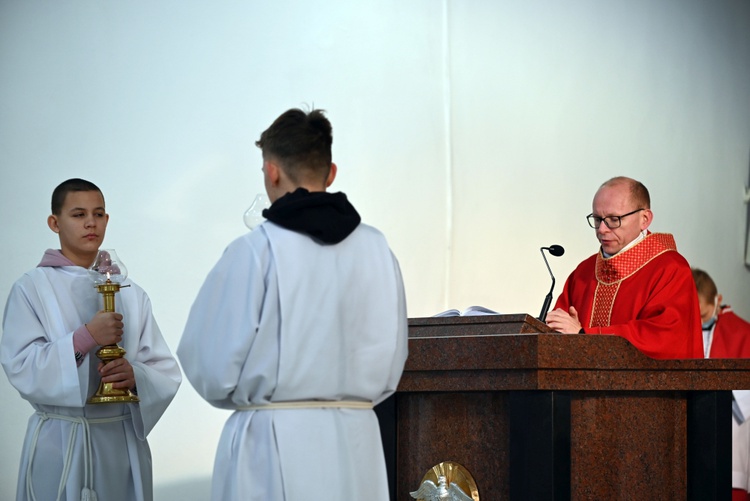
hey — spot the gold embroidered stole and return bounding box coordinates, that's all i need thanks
[590,233,677,327]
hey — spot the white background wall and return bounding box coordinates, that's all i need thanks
[1,1,749,499]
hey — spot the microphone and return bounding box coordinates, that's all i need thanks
[538,244,565,322]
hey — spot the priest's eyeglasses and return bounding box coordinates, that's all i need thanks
[587,208,645,229]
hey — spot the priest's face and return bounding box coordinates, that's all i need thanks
[47,190,109,267]
[591,183,649,255]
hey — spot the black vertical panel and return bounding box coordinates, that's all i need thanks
[687,390,732,501]
[375,393,397,501]
[509,391,571,501]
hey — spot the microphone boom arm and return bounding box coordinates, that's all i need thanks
[538,245,563,322]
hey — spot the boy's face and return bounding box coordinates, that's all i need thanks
[698,293,719,324]
[47,190,109,266]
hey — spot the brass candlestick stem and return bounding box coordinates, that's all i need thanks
[88,279,139,404]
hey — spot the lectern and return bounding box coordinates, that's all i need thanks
[377,314,750,500]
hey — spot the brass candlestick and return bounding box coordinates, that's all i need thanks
[87,250,139,404]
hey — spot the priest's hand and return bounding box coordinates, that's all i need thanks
[546,306,583,334]
[99,358,136,391]
[87,310,124,346]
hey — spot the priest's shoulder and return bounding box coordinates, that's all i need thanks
[569,252,599,273]
[652,246,692,268]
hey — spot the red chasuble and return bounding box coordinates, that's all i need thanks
[709,306,750,359]
[555,232,703,359]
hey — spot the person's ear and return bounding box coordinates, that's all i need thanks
[717,293,723,306]
[640,208,654,231]
[47,214,60,233]
[266,161,281,186]
[325,162,337,188]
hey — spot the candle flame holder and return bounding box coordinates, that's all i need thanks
[87,250,138,404]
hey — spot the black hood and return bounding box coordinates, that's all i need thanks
[262,188,361,244]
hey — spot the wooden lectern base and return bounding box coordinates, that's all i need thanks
[376,314,749,500]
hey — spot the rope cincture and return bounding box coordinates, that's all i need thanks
[238,400,373,411]
[27,411,131,501]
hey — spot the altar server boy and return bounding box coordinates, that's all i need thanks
[178,108,408,501]
[1,178,181,501]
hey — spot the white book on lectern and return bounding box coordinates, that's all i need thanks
[432,305,500,317]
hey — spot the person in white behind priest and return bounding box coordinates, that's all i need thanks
[177,108,408,501]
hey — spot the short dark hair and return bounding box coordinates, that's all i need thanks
[255,108,333,183]
[51,178,103,215]
[692,268,718,301]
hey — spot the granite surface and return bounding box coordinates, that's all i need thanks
[393,314,750,500]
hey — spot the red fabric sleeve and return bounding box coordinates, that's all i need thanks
[555,252,702,359]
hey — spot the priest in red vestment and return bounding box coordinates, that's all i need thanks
[546,176,702,360]
[693,268,750,501]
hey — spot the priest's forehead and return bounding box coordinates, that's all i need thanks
[597,177,650,209]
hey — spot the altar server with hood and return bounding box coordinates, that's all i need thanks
[1,178,182,501]
[178,108,408,501]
